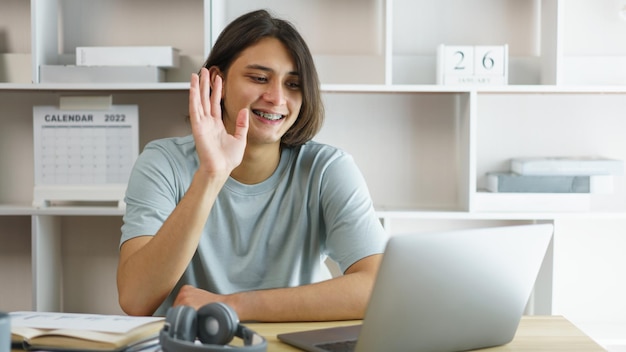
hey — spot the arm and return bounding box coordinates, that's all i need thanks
[117,68,249,316]
[169,140,387,321]
[116,171,226,316]
[173,254,383,322]
[170,148,386,321]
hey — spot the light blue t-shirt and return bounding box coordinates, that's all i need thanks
[121,135,387,316]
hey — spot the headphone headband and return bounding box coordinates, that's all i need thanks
[159,303,267,352]
[159,327,267,352]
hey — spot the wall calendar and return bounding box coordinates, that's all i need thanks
[32,104,139,208]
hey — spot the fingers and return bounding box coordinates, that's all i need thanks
[199,67,212,117]
[209,72,222,119]
[233,108,250,141]
[189,72,201,123]
[190,67,223,124]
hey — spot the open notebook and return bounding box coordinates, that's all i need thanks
[278,224,553,352]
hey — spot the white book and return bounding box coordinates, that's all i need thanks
[40,65,165,83]
[76,46,180,68]
[486,172,614,194]
[511,156,624,176]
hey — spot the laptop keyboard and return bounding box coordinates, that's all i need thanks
[315,340,357,352]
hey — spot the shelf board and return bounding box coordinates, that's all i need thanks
[31,206,125,216]
[0,204,37,216]
[1,203,625,219]
[3,82,626,94]
[0,204,124,216]
[376,209,626,220]
[0,82,190,91]
[323,84,626,94]
[475,85,626,94]
[322,84,473,93]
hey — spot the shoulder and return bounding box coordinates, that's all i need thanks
[290,141,363,184]
[294,141,351,164]
[139,135,196,166]
[143,135,196,156]
[130,135,197,185]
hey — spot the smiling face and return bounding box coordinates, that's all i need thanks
[219,37,302,149]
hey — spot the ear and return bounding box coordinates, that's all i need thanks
[207,66,224,97]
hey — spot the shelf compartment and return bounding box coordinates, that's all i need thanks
[318,90,471,212]
[474,92,626,213]
[0,215,32,310]
[31,0,206,83]
[560,56,626,85]
[214,0,388,85]
[392,0,543,85]
[0,0,32,83]
[0,54,32,84]
[559,0,626,85]
[0,90,191,206]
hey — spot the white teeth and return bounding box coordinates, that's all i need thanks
[254,110,283,120]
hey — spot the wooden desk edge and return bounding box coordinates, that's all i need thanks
[243,316,607,351]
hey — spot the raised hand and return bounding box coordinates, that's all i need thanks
[189,67,249,179]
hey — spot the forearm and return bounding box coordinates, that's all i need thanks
[227,255,383,322]
[232,277,369,322]
[117,171,226,315]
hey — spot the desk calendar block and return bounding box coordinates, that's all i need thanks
[437,44,508,85]
[32,105,139,208]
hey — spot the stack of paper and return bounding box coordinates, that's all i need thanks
[10,311,164,351]
[40,46,180,83]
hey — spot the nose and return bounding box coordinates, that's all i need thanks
[262,81,286,105]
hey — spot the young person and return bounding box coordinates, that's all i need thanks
[117,9,387,321]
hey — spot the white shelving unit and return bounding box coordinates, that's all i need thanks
[1,0,626,348]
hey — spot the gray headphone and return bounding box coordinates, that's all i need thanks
[159,303,267,352]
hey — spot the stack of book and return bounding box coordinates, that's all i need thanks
[40,46,180,83]
[10,311,164,351]
[486,156,624,194]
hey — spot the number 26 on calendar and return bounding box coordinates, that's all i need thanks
[436,44,508,85]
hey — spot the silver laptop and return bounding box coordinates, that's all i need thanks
[278,224,553,352]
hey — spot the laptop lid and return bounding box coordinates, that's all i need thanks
[278,223,553,352]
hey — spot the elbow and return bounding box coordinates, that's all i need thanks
[117,264,160,316]
[118,291,156,316]
[117,283,159,316]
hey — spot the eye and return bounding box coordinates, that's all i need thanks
[286,80,301,90]
[249,75,268,83]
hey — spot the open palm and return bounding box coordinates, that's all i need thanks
[189,68,249,179]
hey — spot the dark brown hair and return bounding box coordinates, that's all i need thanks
[202,9,324,148]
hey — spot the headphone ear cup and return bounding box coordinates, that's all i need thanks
[196,302,239,345]
[165,305,198,342]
